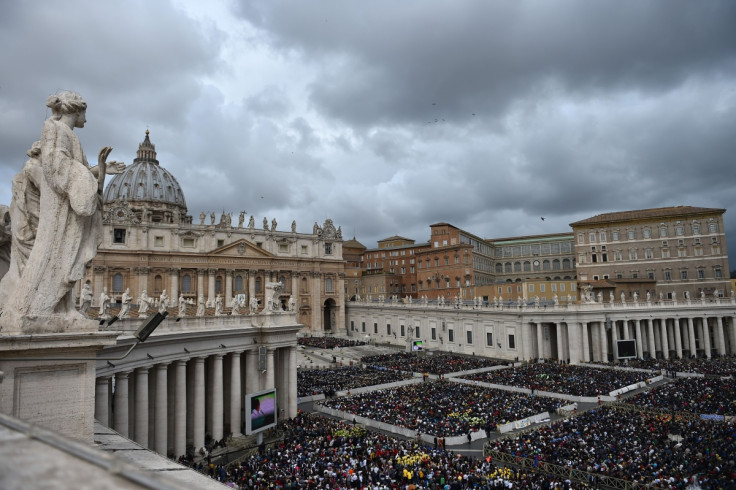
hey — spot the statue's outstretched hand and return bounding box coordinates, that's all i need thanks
[105,161,126,174]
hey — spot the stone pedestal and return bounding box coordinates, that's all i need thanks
[0,331,117,443]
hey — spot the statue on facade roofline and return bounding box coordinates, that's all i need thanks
[196,294,205,317]
[0,91,125,333]
[139,290,150,314]
[119,288,132,318]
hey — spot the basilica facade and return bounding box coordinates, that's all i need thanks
[83,131,346,333]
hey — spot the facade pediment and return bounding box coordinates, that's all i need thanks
[211,239,274,258]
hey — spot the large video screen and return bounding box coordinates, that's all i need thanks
[412,340,423,351]
[245,389,277,435]
[616,339,637,359]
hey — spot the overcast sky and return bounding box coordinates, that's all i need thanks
[1,1,735,262]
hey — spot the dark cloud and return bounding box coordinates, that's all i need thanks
[1,0,735,265]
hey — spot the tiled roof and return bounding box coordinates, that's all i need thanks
[570,206,725,227]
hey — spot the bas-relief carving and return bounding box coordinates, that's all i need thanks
[0,91,124,333]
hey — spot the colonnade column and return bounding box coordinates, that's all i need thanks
[729,316,736,355]
[288,346,297,418]
[716,317,726,356]
[245,349,259,395]
[581,322,590,362]
[265,349,275,389]
[536,323,544,359]
[174,360,187,459]
[673,319,683,359]
[567,321,580,364]
[634,320,643,360]
[95,376,111,427]
[154,363,169,456]
[193,357,205,451]
[211,354,224,441]
[600,322,608,362]
[687,318,696,358]
[702,317,712,358]
[134,367,150,447]
[610,319,618,361]
[230,352,243,436]
[555,322,564,361]
[113,371,130,437]
[659,319,669,360]
[647,319,656,359]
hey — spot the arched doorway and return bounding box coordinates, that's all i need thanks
[323,298,337,332]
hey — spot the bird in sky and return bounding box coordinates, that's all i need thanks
[541,217,545,221]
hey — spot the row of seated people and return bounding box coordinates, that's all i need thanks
[297,366,413,398]
[360,352,508,375]
[298,336,367,349]
[588,356,736,377]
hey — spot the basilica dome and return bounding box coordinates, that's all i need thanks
[103,130,187,215]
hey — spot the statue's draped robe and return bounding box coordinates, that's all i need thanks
[5,118,100,318]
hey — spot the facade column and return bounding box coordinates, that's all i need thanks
[673,318,683,359]
[647,319,656,359]
[249,273,256,303]
[154,363,169,456]
[197,269,206,300]
[211,354,224,441]
[135,267,150,304]
[288,346,297,418]
[113,371,130,437]
[95,376,111,427]
[225,270,233,307]
[702,317,712,359]
[634,319,643,360]
[716,317,726,356]
[193,357,206,451]
[659,318,669,359]
[687,317,696,358]
[581,322,590,362]
[174,360,187,459]
[134,367,150,447]
[207,269,217,305]
[245,349,259,396]
[168,268,179,304]
[291,272,299,297]
[92,266,106,307]
[230,352,243,436]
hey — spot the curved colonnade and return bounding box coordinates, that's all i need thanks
[93,314,300,459]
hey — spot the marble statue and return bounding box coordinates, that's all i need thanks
[196,294,205,317]
[248,215,255,230]
[288,295,296,312]
[700,291,706,302]
[199,211,205,225]
[646,291,651,303]
[178,293,186,317]
[534,296,540,307]
[684,291,690,301]
[215,294,224,316]
[210,212,215,225]
[99,287,111,320]
[567,294,572,303]
[249,296,259,314]
[553,294,559,306]
[138,290,150,314]
[291,220,296,233]
[80,283,93,315]
[0,204,11,279]
[609,291,615,303]
[620,292,626,304]
[597,292,602,303]
[238,211,245,228]
[159,289,169,314]
[231,296,240,315]
[633,291,638,303]
[263,217,269,231]
[264,281,283,312]
[0,91,125,332]
[119,288,132,318]
[271,218,277,232]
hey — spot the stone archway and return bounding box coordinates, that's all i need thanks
[323,298,337,332]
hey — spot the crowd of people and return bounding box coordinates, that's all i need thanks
[361,352,508,375]
[461,363,654,397]
[298,336,367,349]
[319,379,562,438]
[486,406,736,488]
[626,377,736,416]
[298,366,414,398]
[200,412,587,489]
[611,357,736,377]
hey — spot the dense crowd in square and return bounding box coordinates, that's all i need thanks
[319,380,563,438]
[298,336,367,349]
[360,352,508,375]
[298,366,414,398]
[485,406,736,489]
[626,377,736,416]
[460,363,654,397]
[199,412,586,489]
